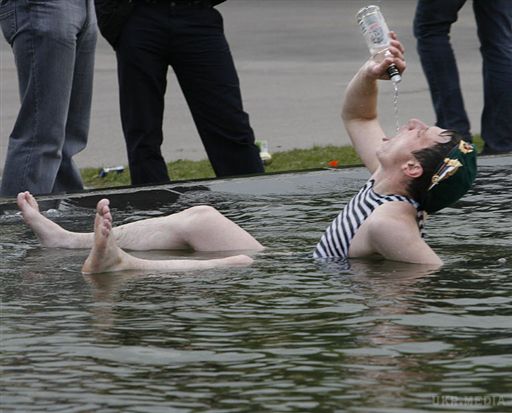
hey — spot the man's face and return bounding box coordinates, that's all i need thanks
[377,119,449,165]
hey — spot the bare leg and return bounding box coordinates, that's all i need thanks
[82,199,254,274]
[17,191,93,248]
[18,191,263,252]
[114,205,264,251]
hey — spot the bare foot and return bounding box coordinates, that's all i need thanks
[82,199,129,274]
[17,191,68,247]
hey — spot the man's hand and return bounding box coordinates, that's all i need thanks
[364,32,406,81]
[341,32,406,173]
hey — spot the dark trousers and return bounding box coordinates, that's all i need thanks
[414,0,512,153]
[116,1,263,185]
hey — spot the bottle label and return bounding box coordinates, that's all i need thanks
[357,6,391,51]
[365,21,385,45]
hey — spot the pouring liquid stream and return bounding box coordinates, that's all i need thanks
[393,81,400,132]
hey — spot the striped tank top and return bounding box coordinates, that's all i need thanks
[314,179,425,259]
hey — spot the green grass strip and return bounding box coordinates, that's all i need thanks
[82,136,483,189]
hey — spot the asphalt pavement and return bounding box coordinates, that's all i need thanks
[0,0,483,173]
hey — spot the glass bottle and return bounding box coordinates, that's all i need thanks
[356,5,401,83]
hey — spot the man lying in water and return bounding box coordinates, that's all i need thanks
[17,34,476,273]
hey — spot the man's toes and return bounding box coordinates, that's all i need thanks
[97,199,110,215]
[25,192,37,206]
[16,193,25,206]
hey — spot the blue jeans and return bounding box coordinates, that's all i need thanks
[414,0,512,153]
[0,0,97,196]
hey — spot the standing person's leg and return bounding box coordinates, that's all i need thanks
[473,0,512,154]
[171,4,264,177]
[17,191,263,251]
[414,0,471,141]
[54,0,98,193]
[116,3,170,185]
[0,0,84,196]
[82,199,254,274]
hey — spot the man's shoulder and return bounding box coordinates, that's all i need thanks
[373,199,417,217]
[363,197,440,265]
[367,201,418,234]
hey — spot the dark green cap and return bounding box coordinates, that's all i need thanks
[423,140,477,213]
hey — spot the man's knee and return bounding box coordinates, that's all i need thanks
[170,205,221,228]
[184,205,221,222]
[168,205,221,240]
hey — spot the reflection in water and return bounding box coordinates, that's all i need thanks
[337,261,443,406]
[84,271,145,333]
[0,166,511,412]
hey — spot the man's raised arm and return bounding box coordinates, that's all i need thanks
[341,33,405,173]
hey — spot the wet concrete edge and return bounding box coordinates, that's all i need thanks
[0,154,510,213]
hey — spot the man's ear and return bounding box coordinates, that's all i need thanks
[402,159,423,178]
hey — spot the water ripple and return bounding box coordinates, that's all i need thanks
[1,166,511,412]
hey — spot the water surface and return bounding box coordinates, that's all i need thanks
[1,166,511,412]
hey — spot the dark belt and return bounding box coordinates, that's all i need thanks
[140,0,212,7]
